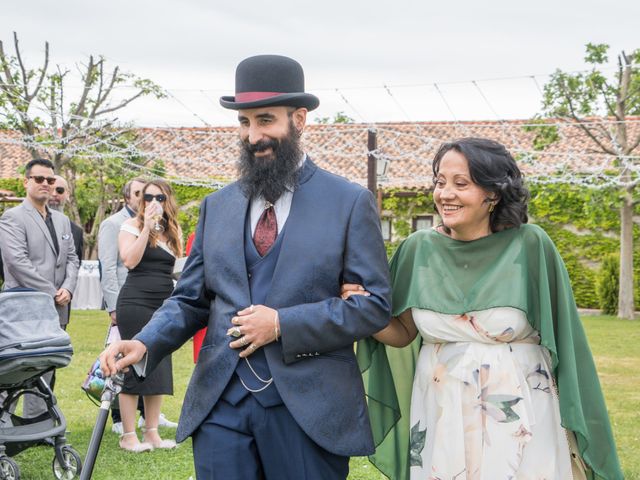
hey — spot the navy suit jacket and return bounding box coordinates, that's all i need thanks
[135,160,391,456]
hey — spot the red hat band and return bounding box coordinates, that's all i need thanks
[235,92,283,103]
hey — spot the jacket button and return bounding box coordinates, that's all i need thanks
[248,273,252,278]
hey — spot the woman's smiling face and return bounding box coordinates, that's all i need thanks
[433,149,494,241]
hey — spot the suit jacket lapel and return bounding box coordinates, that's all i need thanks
[216,185,251,307]
[267,159,318,307]
[23,200,57,256]
[52,213,67,260]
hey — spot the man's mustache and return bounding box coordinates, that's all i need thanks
[244,138,279,154]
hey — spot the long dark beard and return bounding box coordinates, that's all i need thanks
[238,121,303,203]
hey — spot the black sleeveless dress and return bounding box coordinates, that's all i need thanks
[116,241,175,395]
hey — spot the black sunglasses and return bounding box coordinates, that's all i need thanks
[29,175,56,185]
[55,187,65,194]
[143,193,167,203]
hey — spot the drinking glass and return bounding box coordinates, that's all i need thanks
[152,202,164,233]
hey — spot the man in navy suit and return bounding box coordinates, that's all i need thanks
[101,55,391,479]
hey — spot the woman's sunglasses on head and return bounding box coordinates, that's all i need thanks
[29,175,56,185]
[144,193,167,203]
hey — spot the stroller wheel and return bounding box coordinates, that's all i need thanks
[52,446,82,480]
[0,456,20,480]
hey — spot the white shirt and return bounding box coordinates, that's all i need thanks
[249,155,306,236]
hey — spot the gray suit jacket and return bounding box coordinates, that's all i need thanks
[97,207,132,312]
[0,199,79,326]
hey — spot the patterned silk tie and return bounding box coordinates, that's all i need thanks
[253,202,277,256]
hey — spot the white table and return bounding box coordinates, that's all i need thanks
[71,260,104,310]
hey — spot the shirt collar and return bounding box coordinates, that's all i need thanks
[124,205,136,217]
[285,153,307,193]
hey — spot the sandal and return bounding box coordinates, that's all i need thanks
[119,431,153,453]
[143,427,177,449]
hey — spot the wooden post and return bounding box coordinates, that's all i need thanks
[367,129,377,209]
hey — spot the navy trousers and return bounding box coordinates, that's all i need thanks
[192,394,349,479]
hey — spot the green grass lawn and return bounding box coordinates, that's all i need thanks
[10,312,639,479]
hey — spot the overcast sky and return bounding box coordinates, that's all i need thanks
[4,0,639,126]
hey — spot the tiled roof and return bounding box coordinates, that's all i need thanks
[1,119,639,189]
[0,130,31,179]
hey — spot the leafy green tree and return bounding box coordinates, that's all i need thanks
[0,32,165,258]
[598,254,620,315]
[314,111,355,124]
[529,43,640,319]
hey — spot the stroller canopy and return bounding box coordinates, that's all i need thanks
[0,290,73,385]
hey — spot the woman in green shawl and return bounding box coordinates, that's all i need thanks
[350,138,622,480]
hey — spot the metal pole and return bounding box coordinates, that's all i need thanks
[367,129,377,205]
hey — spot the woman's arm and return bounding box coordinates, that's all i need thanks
[342,283,418,347]
[372,309,418,347]
[119,217,151,270]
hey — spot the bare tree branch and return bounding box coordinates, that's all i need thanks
[554,80,618,155]
[96,90,145,116]
[90,63,119,118]
[69,55,96,130]
[564,103,618,155]
[599,84,618,119]
[0,41,15,88]
[49,82,57,134]
[13,32,30,100]
[0,41,23,109]
[89,60,106,119]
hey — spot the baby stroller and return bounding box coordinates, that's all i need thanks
[0,289,81,479]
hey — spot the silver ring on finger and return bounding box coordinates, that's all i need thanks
[230,326,242,338]
[240,336,249,347]
[248,344,257,352]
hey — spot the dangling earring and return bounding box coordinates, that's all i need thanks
[488,202,495,213]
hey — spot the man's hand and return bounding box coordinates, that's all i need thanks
[54,288,72,306]
[228,305,280,358]
[99,340,147,377]
[340,283,370,300]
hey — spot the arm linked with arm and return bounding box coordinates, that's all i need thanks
[372,310,418,347]
[279,189,392,364]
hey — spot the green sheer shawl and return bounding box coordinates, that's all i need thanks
[357,224,622,480]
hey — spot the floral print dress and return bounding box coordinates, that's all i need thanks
[409,306,572,480]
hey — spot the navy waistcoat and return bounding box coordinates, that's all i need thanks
[221,211,285,407]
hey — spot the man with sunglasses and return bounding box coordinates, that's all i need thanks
[97,177,177,434]
[0,158,79,418]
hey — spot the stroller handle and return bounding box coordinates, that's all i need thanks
[81,355,125,480]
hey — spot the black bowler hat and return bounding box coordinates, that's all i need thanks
[220,55,319,111]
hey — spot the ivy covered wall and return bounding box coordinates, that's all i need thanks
[172,184,217,236]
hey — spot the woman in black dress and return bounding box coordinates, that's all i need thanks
[116,179,183,452]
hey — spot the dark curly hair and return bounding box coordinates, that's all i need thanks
[432,137,529,232]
